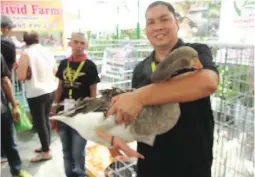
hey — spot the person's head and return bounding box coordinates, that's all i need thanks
[145,1,179,50]
[68,32,88,57]
[1,15,15,36]
[23,31,40,46]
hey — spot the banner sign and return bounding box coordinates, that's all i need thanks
[219,0,255,43]
[1,0,65,51]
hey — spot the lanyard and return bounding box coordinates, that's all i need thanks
[67,61,86,99]
[151,61,157,73]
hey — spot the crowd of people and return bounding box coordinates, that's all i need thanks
[1,1,221,177]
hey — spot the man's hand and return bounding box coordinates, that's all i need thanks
[2,76,21,121]
[12,106,20,121]
[51,104,59,116]
[107,92,144,125]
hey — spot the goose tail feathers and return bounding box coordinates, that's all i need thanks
[50,115,72,127]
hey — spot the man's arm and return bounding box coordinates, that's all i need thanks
[16,53,29,81]
[135,44,219,105]
[135,69,218,106]
[1,54,20,120]
[53,60,65,104]
[108,69,218,124]
[107,44,219,123]
[51,60,65,117]
[2,76,18,108]
[90,84,97,98]
[88,61,100,98]
[54,80,63,104]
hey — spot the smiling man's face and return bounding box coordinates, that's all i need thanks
[145,4,179,49]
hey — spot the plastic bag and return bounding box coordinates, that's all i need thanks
[12,104,33,132]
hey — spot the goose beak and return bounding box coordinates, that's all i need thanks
[194,58,203,70]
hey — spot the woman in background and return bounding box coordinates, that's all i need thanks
[16,31,58,162]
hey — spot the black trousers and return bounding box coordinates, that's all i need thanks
[1,109,22,175]
[27,91,54,152]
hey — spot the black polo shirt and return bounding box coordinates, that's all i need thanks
[132,39,218,177]
[56,58,100,102]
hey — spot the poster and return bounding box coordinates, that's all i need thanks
[1,0,65,52]
[101,47,127,80]
[101,43,137,80]
[218,0,255,43]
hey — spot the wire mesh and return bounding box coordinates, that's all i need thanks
[210,44,254,177]
[104,160,137,177]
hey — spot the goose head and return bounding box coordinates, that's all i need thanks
[151,46,202,83]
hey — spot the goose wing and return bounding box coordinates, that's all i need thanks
[57,88,133,117]
[57,97,108,117]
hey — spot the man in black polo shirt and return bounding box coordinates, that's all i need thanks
[107,1,219,177]
[1,54,32,177]
[53,32,100,177]
[1,14,16,163]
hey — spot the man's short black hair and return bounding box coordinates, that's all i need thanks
[1,15,15,29]
[145,1,177,18]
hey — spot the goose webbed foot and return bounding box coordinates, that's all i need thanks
[108,147,122,157]
[108,147,130,162]
[96,129,144,159]
[110,136,144,160]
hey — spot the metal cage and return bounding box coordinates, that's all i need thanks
[209,43,254,177]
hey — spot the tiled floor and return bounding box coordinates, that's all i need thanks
[1,130,66,177]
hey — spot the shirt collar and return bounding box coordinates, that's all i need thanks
[150,39,184,63]
[68,53,87,62]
